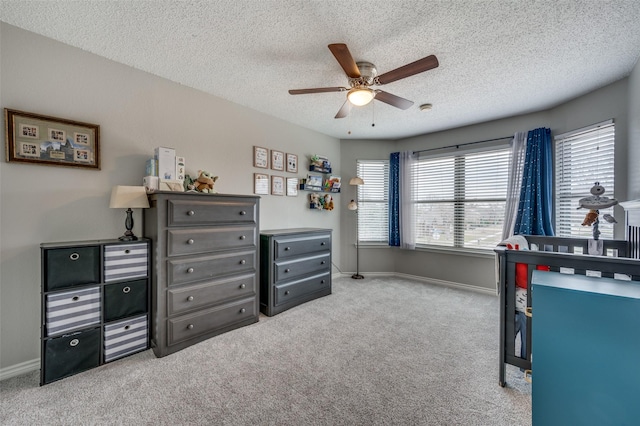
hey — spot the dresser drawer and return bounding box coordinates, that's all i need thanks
[45,286,101,336]
[44,246,100,291]
[168,250,256,286]
[43,328,100,384]
[167,297,256,346]
[168,274,256,315]
[274,233,330,260]
[104,279,148,322]
[167,225,257,257]
[275,252,330,282]
[103,243,148,282]
[104,315,148,362]
[274,272,331,307]
[168,199,257,226]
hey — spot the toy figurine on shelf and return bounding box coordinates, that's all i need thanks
[309,193,322,209]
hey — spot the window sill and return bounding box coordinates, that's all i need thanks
[355,242,496,258]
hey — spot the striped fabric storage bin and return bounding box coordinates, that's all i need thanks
[103,315,148,362]
[103,243,148,282]
[45,286,101,336]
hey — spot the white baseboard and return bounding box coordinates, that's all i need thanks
[0,358,39,381]
[338,272,497,296]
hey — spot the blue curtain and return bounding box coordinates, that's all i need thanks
[514,128,555,236]
[389,152,400,246]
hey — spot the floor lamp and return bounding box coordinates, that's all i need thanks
[349,177,364,279]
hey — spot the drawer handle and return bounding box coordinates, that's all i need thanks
[321,242,326,246]
[70,339,79,347]
[284,291,290,295]
[72,296,80,302]
[284,268,290,273]
[239,210,247,216]
[240,308,246,313]
[321,280,325,284]
[321,261,326,265]
[239,284,246,289]
[285,246,291,251]
[187,239,195,245]
[69,252,80,261]
[122,286,131,294]
[125,249,130,254]
[187,210,195,216]
[187,324,194,330]
[239,235,246,240]
[187,267,194,274]
[240,259,246,265]
[124,325,130,331]
[187,296,194,301]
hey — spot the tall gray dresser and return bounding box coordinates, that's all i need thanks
[260,228,332,316]
[144,192,260,357]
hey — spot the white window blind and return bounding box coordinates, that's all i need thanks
[555,120,615,239]
[412,147,510,249]
[356,160,389,243]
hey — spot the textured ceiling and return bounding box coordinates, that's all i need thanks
[2,0,640,140]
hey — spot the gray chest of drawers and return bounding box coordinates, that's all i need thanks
[144,192,260,357]
[260,228,332,316]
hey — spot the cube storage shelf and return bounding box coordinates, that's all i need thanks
[40,239,150,385]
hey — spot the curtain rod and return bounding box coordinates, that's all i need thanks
[413,136,513,155]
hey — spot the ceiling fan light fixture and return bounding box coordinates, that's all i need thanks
[347,87,375,106]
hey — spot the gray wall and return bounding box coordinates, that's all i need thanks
[340,77,635,292]
[629,57,640,199]
[0,24,341,373]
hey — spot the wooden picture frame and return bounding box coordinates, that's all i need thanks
[254,173,269,195]
[271,150,284,171]
[253,146,268,168]
[286,177,298,196]
[271,175,285,196]
[286,153,298,173]
[5,108,100,170]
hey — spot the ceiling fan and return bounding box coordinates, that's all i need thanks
[289,43,439,119]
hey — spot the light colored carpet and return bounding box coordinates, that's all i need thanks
[0,276,531,425]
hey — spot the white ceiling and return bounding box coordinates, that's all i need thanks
[2,0,640,140]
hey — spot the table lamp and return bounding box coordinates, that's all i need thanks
[109,185,150,241]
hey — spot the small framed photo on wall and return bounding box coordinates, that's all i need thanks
[271,150,284,171]
[271,175,285,196]
[254,173,269,195]
[286,177,298,196]
[286,153,298,173]
[253,146,268,168]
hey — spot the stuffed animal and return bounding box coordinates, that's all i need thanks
[193,170,218,193]
[309,193,322,209]
[322,194,334,210]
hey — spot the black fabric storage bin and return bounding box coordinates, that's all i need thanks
[43,328,100,384]
[104,279,148,322]
[45,246,100,291]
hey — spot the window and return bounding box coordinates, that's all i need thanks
[412,147,510,250]
[356,160,389,243]
[555,120,615,239]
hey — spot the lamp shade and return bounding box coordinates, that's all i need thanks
[109,186,150,209]
[349,177,364,186]
[347,88,375,106]
[348,200,358,211]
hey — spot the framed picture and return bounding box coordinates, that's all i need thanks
[5,108,100,169]
[271,150,284,171]
[253,146,268,168]
[306,174,323,189]
[286,153,298,173]
[286,177,298,196]
[271,175,285,196]
[254,173,269,195]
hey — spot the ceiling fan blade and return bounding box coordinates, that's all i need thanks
[374,91,414,110]
[376,55,439,85]
[328,43,361,78]
[289,87,346,95]
[335,100,352,119]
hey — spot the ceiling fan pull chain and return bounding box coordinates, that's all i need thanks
[371,100,376,127]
